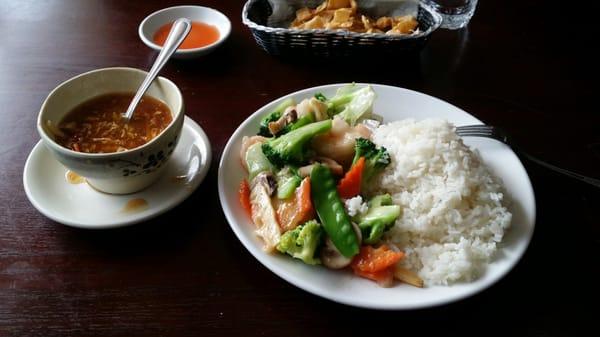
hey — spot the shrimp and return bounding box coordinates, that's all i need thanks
[311,117,371,166]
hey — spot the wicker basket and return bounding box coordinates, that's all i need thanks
[242,0,442,57]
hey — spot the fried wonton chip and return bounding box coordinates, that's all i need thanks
[300,15,327,29]
[296,7,313,22]
[326,0,352,10]
[375,16,393,30]
[329,8,353,28]
[315,1,328,13]
[290,7,314,27]
[289,0,417,35]
[386,15,418,35]
[361,15,373,30]
[316,9,336,23]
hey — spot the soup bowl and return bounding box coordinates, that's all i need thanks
[37,67,185,194]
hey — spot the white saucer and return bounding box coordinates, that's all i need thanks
[23,116,211,229]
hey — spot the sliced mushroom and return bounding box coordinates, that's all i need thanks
[252,171,277,197]
[320,237,352,269]
[268,107,297,136]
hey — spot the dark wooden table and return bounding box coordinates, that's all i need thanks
[1,1,598,336]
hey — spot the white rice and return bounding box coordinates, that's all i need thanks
[368,119,512,285]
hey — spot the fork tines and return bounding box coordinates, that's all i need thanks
[455,125,495,136]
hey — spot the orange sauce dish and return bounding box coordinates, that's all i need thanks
[153,21,220,49]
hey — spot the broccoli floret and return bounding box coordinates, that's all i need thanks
[279,114,314,136]
[262,119,332,167]
[352,138,391,184]
[353,194,400,244]
[258,98,295,137]
[276,220,323,265]
[326,84,376,125]
[314,93,327,102]
[369,194,393,207]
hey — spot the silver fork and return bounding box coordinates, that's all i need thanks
[456,125,600,188]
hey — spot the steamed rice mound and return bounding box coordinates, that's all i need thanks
[369,119,512,285]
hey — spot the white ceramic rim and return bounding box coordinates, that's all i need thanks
[218,83,536,310]
[138,5,232,54]
[36,67,184,159]
[24,116,212,229]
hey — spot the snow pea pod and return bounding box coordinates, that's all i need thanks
[310,164,359,258]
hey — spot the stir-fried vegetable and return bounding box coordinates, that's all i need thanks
[351,245,404,287]
[275,177,314,232]
[241,85,426,288]
[354,194,400,244]
[239,179,252,217]
[286,114,314,133]
[325,85,360,115]
[275,166,302,199]
[394,266,424,288]
[310,164,359,258]
[277,220,323,265]
[326,84,376,125]
[352,138,390,185]
[250,180,281,253]
[258,98,296,137]
[245,142,275,180]
[314,93,327,102]
[337,156,365,199]
[262,119,332,167]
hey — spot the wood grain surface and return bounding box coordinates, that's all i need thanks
[0,0,598,336]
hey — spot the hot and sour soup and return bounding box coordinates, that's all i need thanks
[54,93,172,153]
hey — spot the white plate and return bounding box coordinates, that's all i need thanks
[24,116,211,229]
[218,84,536,310]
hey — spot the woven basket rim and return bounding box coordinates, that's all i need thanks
[241,0,442,41]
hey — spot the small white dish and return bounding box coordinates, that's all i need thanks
[24,117,211,229]
[139,5,231,59]
[218,84,536,310]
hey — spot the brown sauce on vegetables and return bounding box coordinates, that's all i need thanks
[55,93,172,153]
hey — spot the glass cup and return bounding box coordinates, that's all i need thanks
[421,0,478,30]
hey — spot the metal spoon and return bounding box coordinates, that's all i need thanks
[122,18,191,121]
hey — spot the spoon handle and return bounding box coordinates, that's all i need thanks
[123,18,191,120]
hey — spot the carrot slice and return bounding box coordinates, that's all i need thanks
[337,156,365,199]
[353,267,395,287]
[298,177,313,217]
[239,179,252,217]
[351,245,404,273]
[276,177,315,232]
